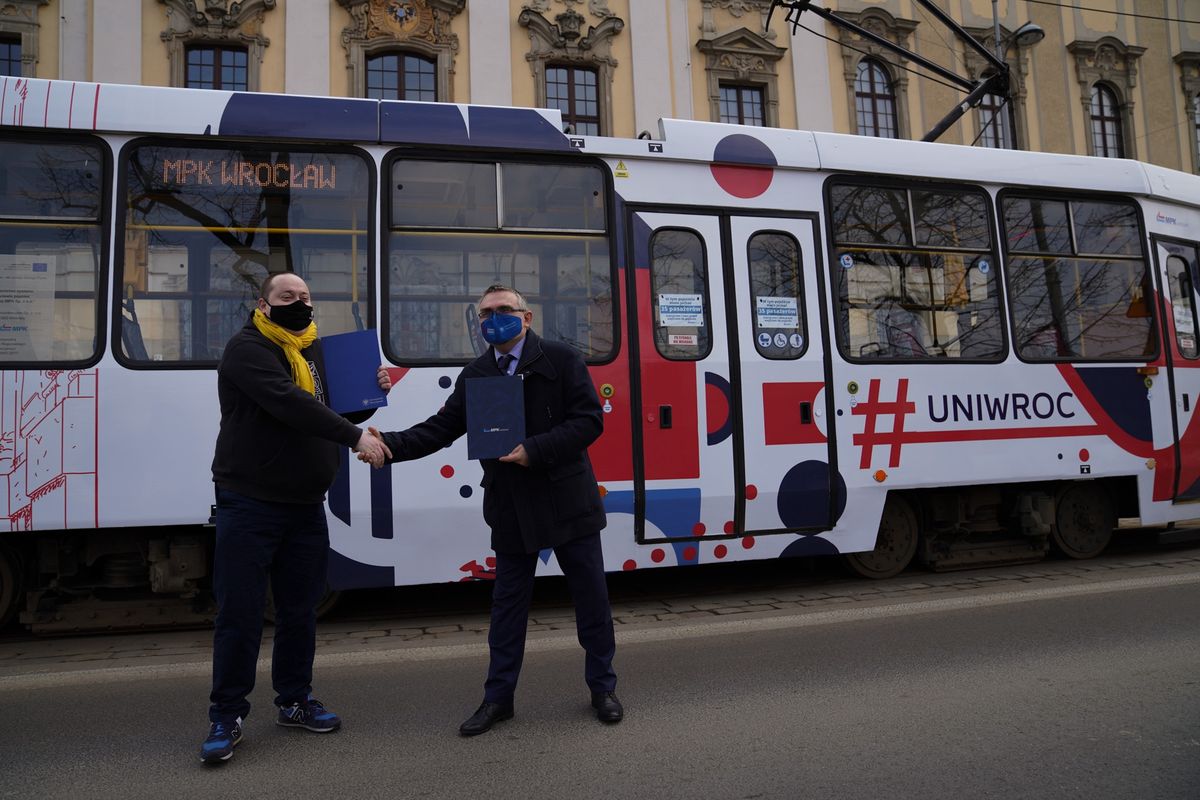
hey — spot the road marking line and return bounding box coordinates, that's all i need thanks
[2,571,1197,691]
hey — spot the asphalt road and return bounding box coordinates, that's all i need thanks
[4,573,1199,799]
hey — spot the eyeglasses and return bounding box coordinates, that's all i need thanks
[477,305,527,320]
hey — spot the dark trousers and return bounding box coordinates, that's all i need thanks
[484,531,617,703]
[209,488,330,723]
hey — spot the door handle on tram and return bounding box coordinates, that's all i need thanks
[800,401,813,425]
[659,405,673,429]
[1185,394,1191,413]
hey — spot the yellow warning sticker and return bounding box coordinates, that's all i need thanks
[614,160,629,178]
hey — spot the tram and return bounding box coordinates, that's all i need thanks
[2,75,1198,631]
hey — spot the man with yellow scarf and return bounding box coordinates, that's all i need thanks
[202,272,390,764]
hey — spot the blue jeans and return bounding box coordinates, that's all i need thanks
[209,488,330,723]
[484,531,617,703]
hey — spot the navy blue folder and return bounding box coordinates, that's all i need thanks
[320,329,388,414]
[466,375,526,460]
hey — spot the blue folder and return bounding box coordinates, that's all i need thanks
[466,375,526,460]
[320,329,388,414]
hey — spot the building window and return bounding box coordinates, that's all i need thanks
[855,59,898,139]
[162,0,273,91]
[185,46,248,91]
[0,36,19,76]
[547,66,600,136]
[366,53,437,101]
[977,93,1011,149]
[1090,84,1125,158]
[719,84,765,126]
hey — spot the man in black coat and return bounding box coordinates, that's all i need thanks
[203,272,390,764]
[369,284,621,735]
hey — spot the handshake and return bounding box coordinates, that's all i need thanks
[353,427,391,469]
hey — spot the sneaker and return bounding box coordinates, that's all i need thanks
[276,695,341,733]
[200,717,243,763]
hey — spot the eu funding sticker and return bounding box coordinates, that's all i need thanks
[657,293,705,327]
[755,296,799,329]
[0,254,56,360]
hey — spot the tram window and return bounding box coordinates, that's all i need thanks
[650,229,710,360]
[748,232,805,359]
[121,144,371,364]
[392,161,496,229]
[385,158,614,363]
[0,138,105,364]
[501,164,605,231]
[828,181,1003,362]
[1166,254,1199,360]
[1003,196,1154,361]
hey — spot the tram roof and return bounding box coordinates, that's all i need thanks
[4,76,1198,209]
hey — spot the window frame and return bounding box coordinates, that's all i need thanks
[854,58,899,139]
[184,44,250,92]
[1089,83,1125,159]
[365,51,438,102]
[718,83,767,127]
[976,93,1011,149]
[0,34,20,77]
[545,64,601,137]
[113,137,377,370]
[648,226,714,362]
[998,188,1155,365]
[0,131,112,370]
[823,174,1008,365]
[747,230,807,360]
[381,150,619,367]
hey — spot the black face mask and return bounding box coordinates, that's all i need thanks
[268,299,313,331]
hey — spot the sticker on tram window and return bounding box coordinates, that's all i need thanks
[669,334,699,346]
[757,332,772,348]
[657,293,704,326]
[0,254,56,361]
[755,296,799,329]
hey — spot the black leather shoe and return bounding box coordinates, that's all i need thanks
[459,701,514,736]
[591,691,623,724]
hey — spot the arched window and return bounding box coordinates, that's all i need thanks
[854,59,898,138]
[1089,83,1125,158]
[977,93,1011,149]
[365,52,437,101]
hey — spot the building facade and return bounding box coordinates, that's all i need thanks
[1,0,1198,172]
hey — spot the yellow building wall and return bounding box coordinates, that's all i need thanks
[509,0,535,110]
[142,0,168,87]
[36,0,59,80]
[259,0,285,94]
[329,2,349,97]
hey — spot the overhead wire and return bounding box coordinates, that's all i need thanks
[792,20,965,94]
[1020,0,1198,25]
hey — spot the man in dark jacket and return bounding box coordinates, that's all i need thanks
[202,272,390,764]
[368,284,621,735]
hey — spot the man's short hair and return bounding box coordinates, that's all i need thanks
[478,284,528,310]
[259,272,304,302]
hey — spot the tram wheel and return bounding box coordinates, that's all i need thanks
[1051,483,1115,560]
[263,582,342,624]
[0,545,22,629]
[844,494,919,580]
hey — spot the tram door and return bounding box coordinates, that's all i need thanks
[1155,237,1200,501]
[626,209,832,545]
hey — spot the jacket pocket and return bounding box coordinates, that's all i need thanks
[547,461,597,523]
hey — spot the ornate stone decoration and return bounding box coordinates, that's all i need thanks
[159,0,275,90]
[518,1,625,134]
[833,8,918,138]
[1067,37,1145,158]
[1174,52,1200,173]
[0,0,50,77]
[700,0,776,40]
[696,27,786,126]
[338,0,464,100]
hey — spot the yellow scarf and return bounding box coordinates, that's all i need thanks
[252,308,318,395]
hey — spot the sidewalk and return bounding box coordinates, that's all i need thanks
[2,543,1198,680]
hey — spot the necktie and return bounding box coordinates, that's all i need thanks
[497,353,514,374]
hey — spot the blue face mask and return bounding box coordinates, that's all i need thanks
[480,313,524,345]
